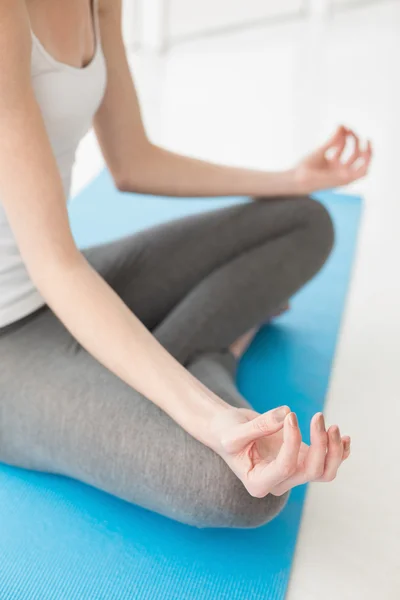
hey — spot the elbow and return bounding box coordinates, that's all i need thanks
[113,166,148,194]
[114,170,148,195]
[115,174,133,193]
[113,142,157,194]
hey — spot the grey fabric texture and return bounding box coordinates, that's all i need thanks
[0,197,334,528]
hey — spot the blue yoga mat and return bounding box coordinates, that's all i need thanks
[0,171,362,600]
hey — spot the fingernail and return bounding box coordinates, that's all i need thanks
[289,413,298,428]
[273,407,289,423]
[317,413,325,432]
[332,426,341,441]
[343,438,351,452]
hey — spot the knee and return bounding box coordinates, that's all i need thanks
[299,196,335,267]
[183,463,289,529]
[216,485,289,529]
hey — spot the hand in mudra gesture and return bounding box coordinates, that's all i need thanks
[295,125,372,193]
[211,406,351,498]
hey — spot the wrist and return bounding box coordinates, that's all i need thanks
[279,167,311,196]
[291,167,315,196]
[182,379,233,451]
[141,351,233,451]
[280,168,303,195]
[193,389,233,451]
[251,168,306,198]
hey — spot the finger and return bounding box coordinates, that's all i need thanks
[319,425,344,482]
[343,140,372,183]
[360,139,373,169]
[246,412,301,498]
[330,132,347,163]
[344,129,361,167]
[271,413,327,495]
[221,405,290,453]
[274,425,349,495]
[303,413,328,481]
[321,125,346,152]
[349,153,370,181]
[342,436,351,461]
[352,139,372,169]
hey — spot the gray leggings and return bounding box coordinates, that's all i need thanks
[0,197,334,528]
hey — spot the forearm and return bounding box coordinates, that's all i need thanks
[36,256,229,448]
[119,143,303,198]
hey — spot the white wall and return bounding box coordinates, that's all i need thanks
[125,0,305,51]
[123,0,390,51]
[167,0,303,38]
[333,0,373,6]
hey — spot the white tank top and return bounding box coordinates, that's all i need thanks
[0,0,107,327]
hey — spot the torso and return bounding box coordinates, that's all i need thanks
[0,0,107,328]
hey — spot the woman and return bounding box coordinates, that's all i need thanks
[0,0,371,528]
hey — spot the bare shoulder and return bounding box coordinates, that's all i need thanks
[0,0,31,80]
[0,0,30,40]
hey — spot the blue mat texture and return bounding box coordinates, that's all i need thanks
[0,171,362,600]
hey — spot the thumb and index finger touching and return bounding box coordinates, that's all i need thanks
[220,405,291,453]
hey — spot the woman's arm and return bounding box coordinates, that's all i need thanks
[94,0,298,198]
[0,0,233,450]
[95,0,372,199]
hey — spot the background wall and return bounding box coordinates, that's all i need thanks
[123,0,393,50]
[167,0,303,38]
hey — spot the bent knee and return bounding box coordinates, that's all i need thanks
[299,196,335,264]
[182,469,289,529]
[247,194,334,271]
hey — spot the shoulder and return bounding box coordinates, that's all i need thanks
[0,0,31,65]
[0,1,32,99]
[0,0,30,35]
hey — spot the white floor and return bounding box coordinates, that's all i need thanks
[73,2,400,598]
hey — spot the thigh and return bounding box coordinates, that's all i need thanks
[82,197,317,330]
[0,314,281,528]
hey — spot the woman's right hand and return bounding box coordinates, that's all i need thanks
[210,406,351,498]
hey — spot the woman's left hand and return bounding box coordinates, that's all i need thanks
[268,412,351,497]
[294,125,372,194]
[211,405,351,498]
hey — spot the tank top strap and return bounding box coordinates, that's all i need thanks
[92,0,100,38]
